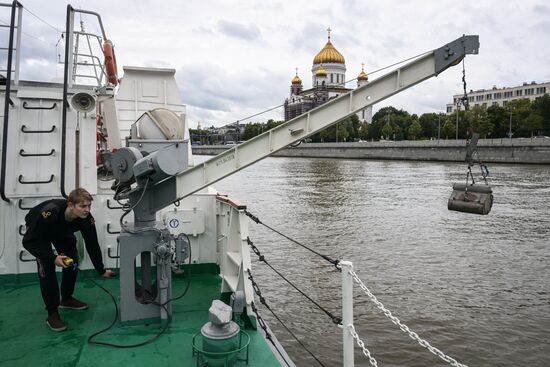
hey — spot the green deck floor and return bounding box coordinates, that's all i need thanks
[0,268,281,367]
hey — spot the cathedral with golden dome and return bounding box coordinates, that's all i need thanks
[284,28,372,124]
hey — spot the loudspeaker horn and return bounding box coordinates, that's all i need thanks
[70,92,96,113]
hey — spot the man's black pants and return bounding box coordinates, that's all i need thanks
[32,236,79,314]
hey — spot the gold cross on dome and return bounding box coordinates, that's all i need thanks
[327,26,332,39]
[295,67,298,76]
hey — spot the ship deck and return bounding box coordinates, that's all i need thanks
[0,267,281,367]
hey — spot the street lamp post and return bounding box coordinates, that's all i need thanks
[438,114,441,140]
[455,101,461,140]
[508,108,513,139]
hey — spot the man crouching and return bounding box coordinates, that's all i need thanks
[23,188,116,331]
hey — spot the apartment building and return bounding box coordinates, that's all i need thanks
[446,81,550,113]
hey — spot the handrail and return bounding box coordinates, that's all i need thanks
[18,199,33,210]
[19,148,55,157]
[106,222,120,234]
[0,1,20,203]
[19,250,35,262]
[18,174,54,184]
[106,199,123,209]
[107,246,120,259]
[22,101,57,110]
[72,9,107,39]
[21,124,56,133]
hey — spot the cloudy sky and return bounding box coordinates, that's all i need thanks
[2,0,549,128]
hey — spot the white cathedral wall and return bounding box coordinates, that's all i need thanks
[312,63,346,87]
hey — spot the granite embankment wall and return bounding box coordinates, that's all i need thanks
[192,138,550,164]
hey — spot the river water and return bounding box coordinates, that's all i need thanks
[196,155,550,367]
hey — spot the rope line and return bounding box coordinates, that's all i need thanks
[249,300,292,367]
[244,210,340,269]
[247,269,326,367]
[247,237,341,325]
[23,6,62,33]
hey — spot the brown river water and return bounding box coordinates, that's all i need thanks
[196,155,550,367]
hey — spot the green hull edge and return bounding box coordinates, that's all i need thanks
[0,265,282,367]
[0,262,221,285]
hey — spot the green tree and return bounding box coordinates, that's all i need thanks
[381,122,393,140]
[508,99,533,137]
[533,94,550,135]
[419,112,439,139]
[369,106,408,140]
[486,105,509,138]
[319,123,349,142]
[469,105,494,138]
[521,113,544,137]
[358,123,369,140]
[441,120,454,139]
[242,123,262,140]
[408,120,422,140]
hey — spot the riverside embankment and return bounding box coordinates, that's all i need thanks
[192,138,550,164]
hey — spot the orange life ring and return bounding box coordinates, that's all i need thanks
[103,39,118,86]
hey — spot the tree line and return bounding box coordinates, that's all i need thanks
[369,94,550,141]
[191,95,550,143]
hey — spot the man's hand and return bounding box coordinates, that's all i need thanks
[54,255,68,268]
[102,269,116,278]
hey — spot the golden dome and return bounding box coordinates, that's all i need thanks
[313,40,345,64]
[357,64,368,81]
[315,66,327,77]
[357,71,368,81]
[291,74,302,84]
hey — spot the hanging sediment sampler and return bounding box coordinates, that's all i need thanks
[448,133,493,215]
[448,182,493,215]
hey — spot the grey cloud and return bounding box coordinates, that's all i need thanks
[533,4,550,14]
[291,23,328,55]
[216,20,261,42]
[175,63,288,125]
[532,20,550,34]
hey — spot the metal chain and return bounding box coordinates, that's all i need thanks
[349,269,469,367]
[348,324,379,367]
[461,57,470,111]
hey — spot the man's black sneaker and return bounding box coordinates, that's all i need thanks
[59,297,88,310]
[46,312,67,332]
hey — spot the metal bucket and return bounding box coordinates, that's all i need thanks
[448,183,493,215]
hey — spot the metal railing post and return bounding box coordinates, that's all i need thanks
[341,260,354,367]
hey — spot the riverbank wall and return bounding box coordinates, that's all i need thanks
[192,138,550,164]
